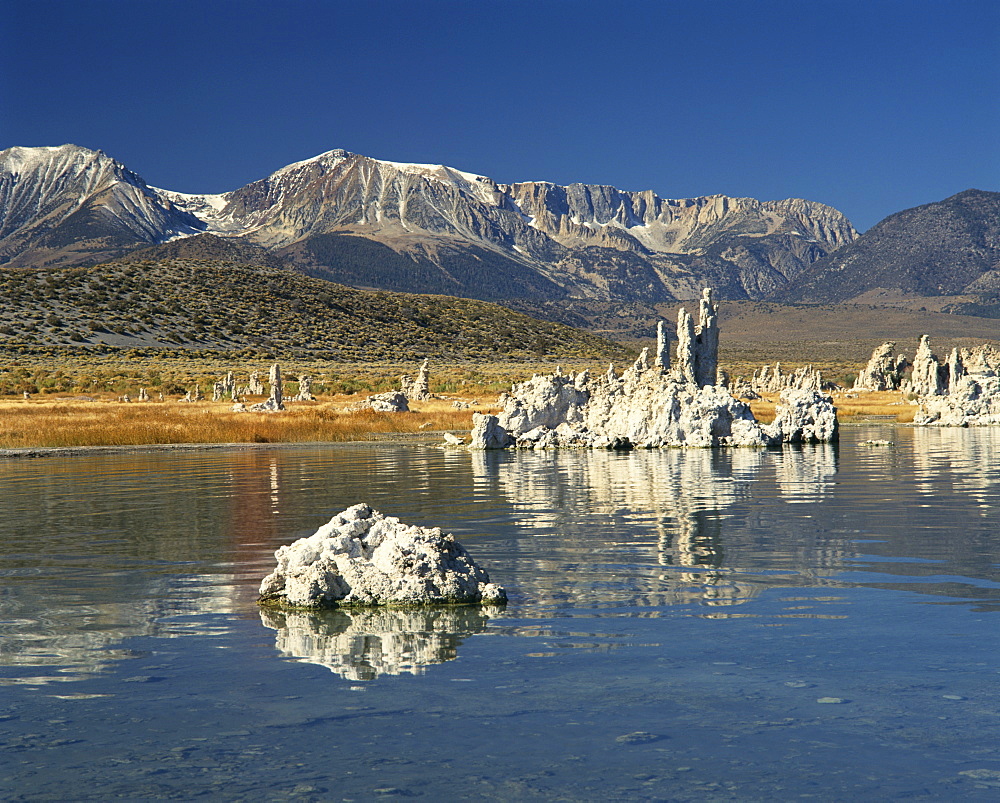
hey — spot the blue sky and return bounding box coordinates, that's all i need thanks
[2,0,997,231]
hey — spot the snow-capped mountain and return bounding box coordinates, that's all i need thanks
[0,144,858,302]
[0,145,203,268]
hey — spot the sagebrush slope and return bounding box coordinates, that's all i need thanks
[0,258,630,362]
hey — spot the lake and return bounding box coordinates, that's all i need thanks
[2,425,999,800]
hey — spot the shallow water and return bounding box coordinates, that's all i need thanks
[1,426,999,800]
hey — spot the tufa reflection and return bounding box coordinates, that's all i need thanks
[259,604,503,681]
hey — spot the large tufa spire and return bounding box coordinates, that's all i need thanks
[673,287,719,388]
[654,320,670,369]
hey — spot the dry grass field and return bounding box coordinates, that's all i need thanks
[1,369,917,450]
[0,342,929,450]
[748,390,916,425]
[0,395,498,449]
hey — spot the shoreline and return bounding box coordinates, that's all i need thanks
[0,432,460,460]
[0,420,908,460]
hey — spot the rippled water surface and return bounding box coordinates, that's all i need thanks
[2,426,999,800]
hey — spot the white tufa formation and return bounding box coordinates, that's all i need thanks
[357,391,410,412]
[180,385,204,403]
[741,363,823,395]
[258,503,507,609]
[292,375,316,401]
[246,371,266,396]
[853,342,907,391]
[212,371,237,402]
[913,339,1000,426]
[470,288,838,449]
[906,335,947,396]
[400,360,431,401]
[654,320,669,369]
[248,363,285,412]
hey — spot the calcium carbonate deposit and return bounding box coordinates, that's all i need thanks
[258,503,506,609]
[470,288,838,449]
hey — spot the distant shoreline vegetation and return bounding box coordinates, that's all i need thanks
[0,258,629,363]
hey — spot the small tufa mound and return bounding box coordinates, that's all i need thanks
[356,391,410,412]
[258,503,507,609]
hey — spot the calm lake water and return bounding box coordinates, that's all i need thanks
[2,426,999,801]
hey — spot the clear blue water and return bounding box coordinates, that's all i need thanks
[1,426,999,800]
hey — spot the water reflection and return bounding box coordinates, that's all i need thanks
[0,575,235,685]
[911,426,1000,509]
[4,432,1000,689]
[774,444,838,502]
[259,605,502,680]
[471,445,844,608]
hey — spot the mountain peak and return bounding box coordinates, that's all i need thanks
[2,143,860,302]
[773,189,1000,304]
[0,144,202,268]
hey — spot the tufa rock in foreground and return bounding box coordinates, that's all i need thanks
[470,288,838,449]
[258,503,507,609]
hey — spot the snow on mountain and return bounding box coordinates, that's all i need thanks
[0,144,204,267]
[1,144,859,301]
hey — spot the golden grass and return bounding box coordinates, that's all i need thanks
[1,350,925,450]
[1,388,919,450]
[748,390,916,425]
[0,396,495,449]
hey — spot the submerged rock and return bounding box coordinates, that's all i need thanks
[258,503,507,609]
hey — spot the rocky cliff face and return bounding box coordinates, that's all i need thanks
[1,144,858,302]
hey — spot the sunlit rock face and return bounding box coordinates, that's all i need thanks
[248,363,285,412]
[906,335,946,397]
[470,288,838,449]
[916,374,1000,427]
[400,359,431,401]
[258,503,506,609]
[738,362,823,395]
[471,375,837,449]
[853,342,907,391]
[357,391,410,412]
[260,605,500,681]
[910,339,1000,427]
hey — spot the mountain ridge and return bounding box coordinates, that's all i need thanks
[772,189,1000,311]
[1,144,857,302]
